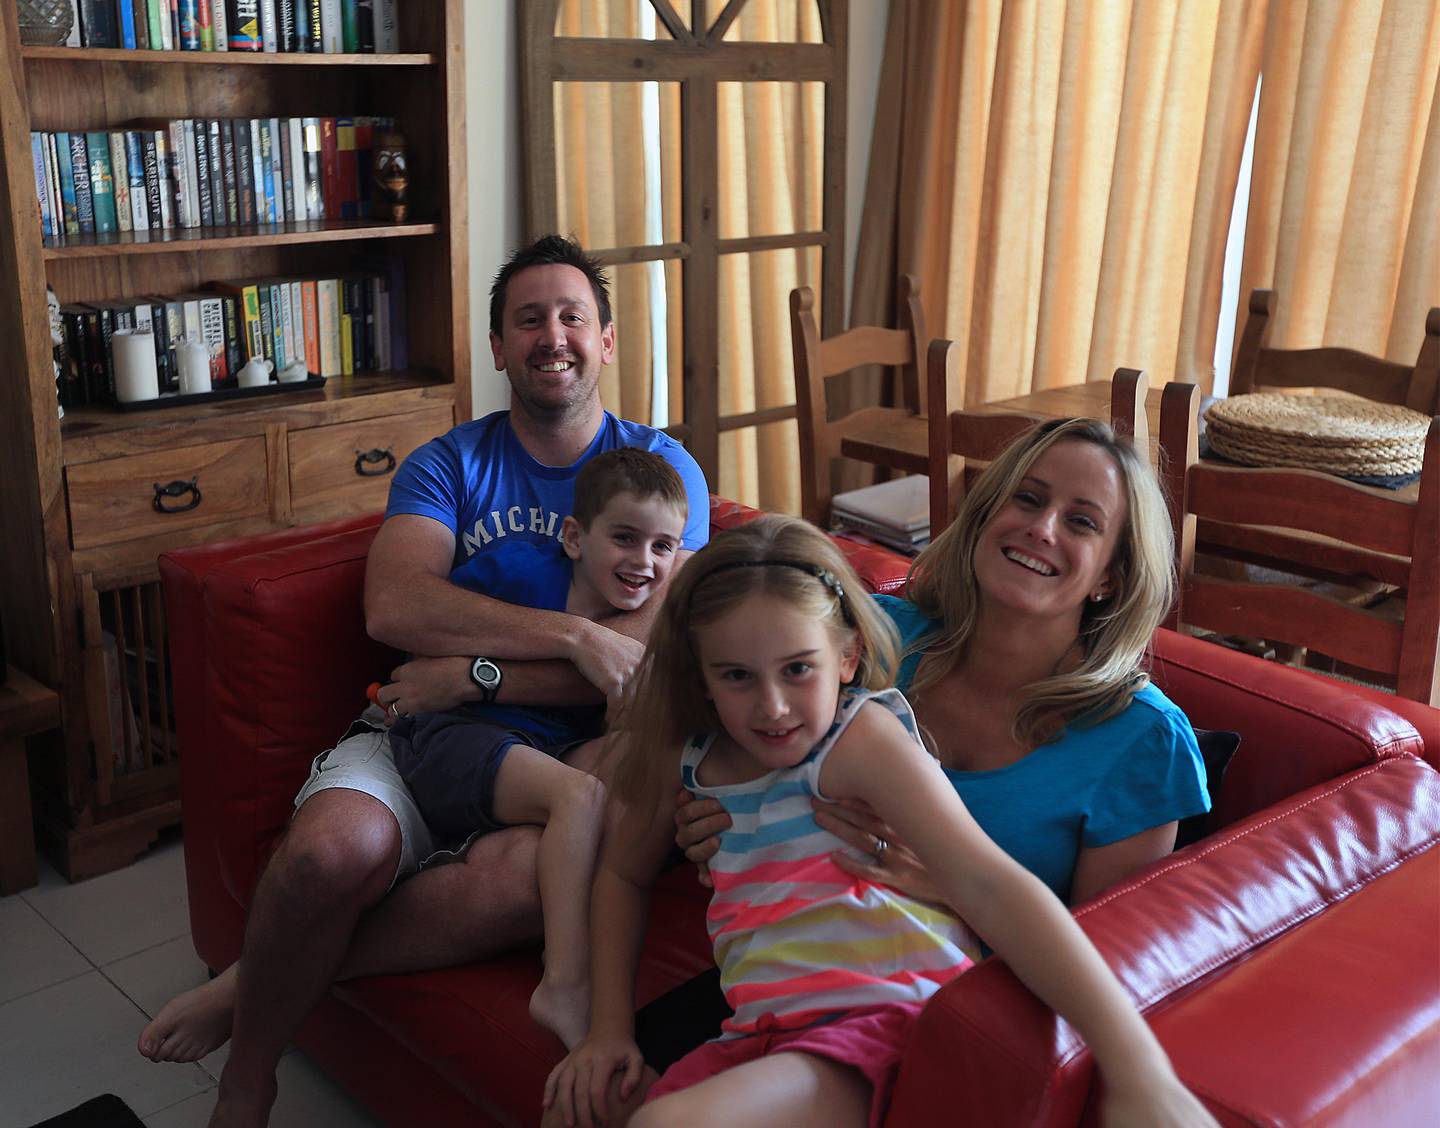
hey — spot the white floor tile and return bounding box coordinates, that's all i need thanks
[0,895,91,1005]
[103,935,230,1080]
[140,1051,382,1128]
[0,970,212,1128]
[21,836,191,966]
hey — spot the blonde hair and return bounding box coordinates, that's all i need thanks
[905,418,1174,746]
[613,515,899,806]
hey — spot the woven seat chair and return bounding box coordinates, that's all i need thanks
[1160,380,1440,706]
[790,275,931,527]
[1231,288,1440,414]
[924,361,1149,536]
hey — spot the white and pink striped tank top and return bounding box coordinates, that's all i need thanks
[680,688,980,1039]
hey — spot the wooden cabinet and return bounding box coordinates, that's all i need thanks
[0,2,469,879]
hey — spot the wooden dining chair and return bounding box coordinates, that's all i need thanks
[1231,289,1440,414]
[1160,380,1440,705]
[925,362,1149,537]
[790,275,928,526]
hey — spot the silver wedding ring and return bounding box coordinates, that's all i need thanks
[873,836,889,860]
[388,701,401,718]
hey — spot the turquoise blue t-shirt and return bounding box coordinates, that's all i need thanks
[874,594,1208,904]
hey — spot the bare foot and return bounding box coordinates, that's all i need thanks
[138,963,237,1063]
[530,975,590,1050]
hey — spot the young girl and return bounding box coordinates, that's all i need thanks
[546,516,1214,1128]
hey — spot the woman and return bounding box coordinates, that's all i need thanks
[657,416,1207,1062]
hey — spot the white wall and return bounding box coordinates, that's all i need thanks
[462,1,890,416]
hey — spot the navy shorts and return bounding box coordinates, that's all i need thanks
[388,712,567,843]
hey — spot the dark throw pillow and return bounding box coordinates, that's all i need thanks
[1175,728,1241,849]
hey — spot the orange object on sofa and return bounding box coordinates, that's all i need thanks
[160,498,1440,1127]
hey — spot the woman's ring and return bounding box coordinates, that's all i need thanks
[873,836,889,861]
[388,701,400,718]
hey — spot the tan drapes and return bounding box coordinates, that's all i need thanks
[853,0,1266,404]
[1237,0,1440,363]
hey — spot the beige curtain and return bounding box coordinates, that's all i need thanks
[1236,0,1440,364]
[853,0,1267,405]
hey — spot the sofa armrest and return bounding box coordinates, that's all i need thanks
[1149,630,1427,828]
[886,756,1440,1126]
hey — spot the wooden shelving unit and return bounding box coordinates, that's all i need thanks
[0,1,468,880]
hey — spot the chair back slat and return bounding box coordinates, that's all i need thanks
[817,326,913,374]
[1184,579,1404,675]
[1187,465,1417,559]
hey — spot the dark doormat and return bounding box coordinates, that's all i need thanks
[26,1094,145,1128]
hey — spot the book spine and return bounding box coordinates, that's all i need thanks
[31,134,51,239]
[258,119,276,223]
[193,121,213,226]
[353,117,372,218]
[288,281,305,372]
[334,117,357,219]
[259,0,277,51]
[141,132,163,228]
[171,0,182,48]
[319,0,341,52]
[361,271,375,369]
[374,0,396,52]
[350,276,368,370]
[211,0,228,49]
[257,283,275,362]
[59,306,88,404]
[249,119,267,222]
[199,296,227,382]
[371,273,389,371]
[220,293,243,379]
[300,279,320,374]
[293,0,310,51]
[278,281,296,369]
[79,0,120,47]
[285,118,305,225]
[227,0,260,49]
[234,118,255,223]
[277,0,295,51]
[163,298,185,386]
[306,0,322,51]
[93,305,117,402]
[301,117,324,219]
[276,117,294,221]
[198,0,213,50]
[108,133,132,233]
[166,121,189,228]
[69,134,95,235]
[317,278,340,376]
[267,116,285,221]
[158,0,175,49]
[319,117,338,219]
[183,119,202,228]
[146,0,165,50]
[45,134,63,236]
[143,298,170,392]
[85,131,118,235]
[80,307,106,402]
[386,256,406,369]
[338,287,353,375]
[221,119,239,223]
[340,0,356,52]
[56,133,79,235]
[179,0,200,48]
[356,0,373,52]
[181,296,203,352]
[119,0,138,48]
[125,132,149,230]
[206,120,225,226]
[152,130,174,229]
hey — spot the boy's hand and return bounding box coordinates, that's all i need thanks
[542,1031,646,1128]
[569,621,645,700]
[674,788,730,886]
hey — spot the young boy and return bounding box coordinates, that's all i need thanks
[388,448,689,1049]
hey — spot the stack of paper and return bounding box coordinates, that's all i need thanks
[829,474,930,555]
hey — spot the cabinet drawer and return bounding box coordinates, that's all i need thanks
[66,438,270,551]
[288,406,453,512]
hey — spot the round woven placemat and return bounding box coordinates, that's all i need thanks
[1204,394,1429,475]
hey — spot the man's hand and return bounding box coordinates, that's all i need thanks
[568,621,646,700]
[375,656,478,719]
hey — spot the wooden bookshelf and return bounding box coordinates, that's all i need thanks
[0,1,468,880]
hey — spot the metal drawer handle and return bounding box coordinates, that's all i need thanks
[152,477,202,514]
[355,447,397,477]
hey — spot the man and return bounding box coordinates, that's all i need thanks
[137,236,709,1128]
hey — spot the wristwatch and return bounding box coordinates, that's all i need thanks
[469,656,502,704]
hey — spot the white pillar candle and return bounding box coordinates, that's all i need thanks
[112,330,160,403]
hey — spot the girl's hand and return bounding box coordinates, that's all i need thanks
[542,1032,645,1128]
[811,797,947,905]
[674,788,732,888]
[1103,1067,1218,1128]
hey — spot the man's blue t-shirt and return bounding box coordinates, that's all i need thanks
[875,593,1208,904]
[386,410,710,744]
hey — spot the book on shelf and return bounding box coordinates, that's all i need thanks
[228,0,261,50]
[84,131,118,235]
[259,0,278,53]
[180,0,201,50]
[212,0,229,50]
[375,0,396,52]
[68,134,95,235]
[117,0,138,49]
[123,132,148,230]
[107,133,133,233]
[77,0,119,48]
[301,117,323,219]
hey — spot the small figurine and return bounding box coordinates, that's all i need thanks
[47,284,64,419]
[372,132,409,222]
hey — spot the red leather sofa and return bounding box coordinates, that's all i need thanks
[160,499,1440,1127]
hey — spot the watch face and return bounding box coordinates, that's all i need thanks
[471,658,501,691]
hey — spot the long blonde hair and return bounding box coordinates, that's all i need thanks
[906,418,1174,746]
[613,515,899,806]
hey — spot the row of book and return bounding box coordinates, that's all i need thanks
[55,263,407,407]
[31,117,393,240]
[65,1,400,53]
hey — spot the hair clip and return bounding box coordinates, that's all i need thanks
[691,559,854,624]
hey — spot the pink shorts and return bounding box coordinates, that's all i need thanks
[645,1003,923,1128]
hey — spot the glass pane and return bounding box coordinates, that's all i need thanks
[718,246,822,413]
[719,418,800,514]
[717,82,824,239]
[556,0,679,38]
[708,0,822,42]
[555,82,682,248]
[603,258,683,431]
